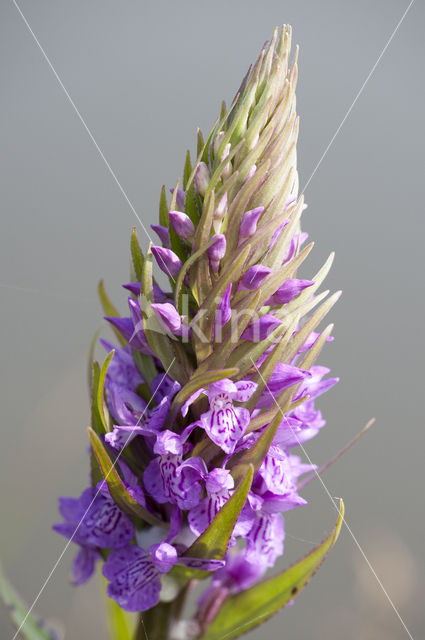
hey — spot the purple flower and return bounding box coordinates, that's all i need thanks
[188,468,234,537]
[151,302,182,335]
[192,379,257,454]
[282,400,326,446]
[256,363,310,409]
[295,366,339,402]
[267,278,314,306]
[103,543,173,612]
[106,385,147,426]
[256,446,314,500]
[238,207,264,244]
[151,224,170,248]
[105,297,151,354]
[151,372,181,405]
[105,386,177,451]
[143,430,207,510]
[283,231,309,263]
[239,265,271,290]
[151,246,183,279]
[105,373,180,451]
[54,487,134,585]
[207,234,226,273]
[170,187,186,211]
[122,282,169,303]
[188,468,254,539]
[71,547,99,586]
[241,314,282,341]
[168,211,195,240]
[104,541,225,612]
[100,340,144,390]
[208,549,267,594]
[297,329,334,354]
[245,511,284,569]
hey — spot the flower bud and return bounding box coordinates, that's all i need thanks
[151,246,182,279]
[170,187,186,211]
[207,234,226,273]
[214,192,228,220]
[238,207,264,244]
[221,143,232,180]
[151,224,170,248]
[241,314,282,341]
[194,161,210,196]
[244,163,257,184]
[240,265,271,290]
[267,278,314,305]
[151,302,182,334]
[213,131,225,156]
[168,210,195,241]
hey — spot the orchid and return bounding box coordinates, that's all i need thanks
[2,24,360,640]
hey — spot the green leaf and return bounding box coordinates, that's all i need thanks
[200,500,345,640]
[98,279,126,347]
[104,580,135,640]
[130,227,144,282]
[0,564,60,640]
[159,185,169,228]
[90,361,101,433]
[183,150,192,190]
[91,351,114,435]
[200,121,217,165]
[87,326,101,390]
[88,427,166,528]
[184,180,200,226]
[197,128,205,157]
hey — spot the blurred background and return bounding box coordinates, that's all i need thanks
[0,1,424,638]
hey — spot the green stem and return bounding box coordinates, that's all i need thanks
[134,584,192,640]
[135,601,173,640]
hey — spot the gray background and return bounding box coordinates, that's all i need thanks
[0,1,424,638]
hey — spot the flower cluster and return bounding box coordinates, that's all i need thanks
[55,25,340,636]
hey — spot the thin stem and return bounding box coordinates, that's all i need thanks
[298,418,375,491]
